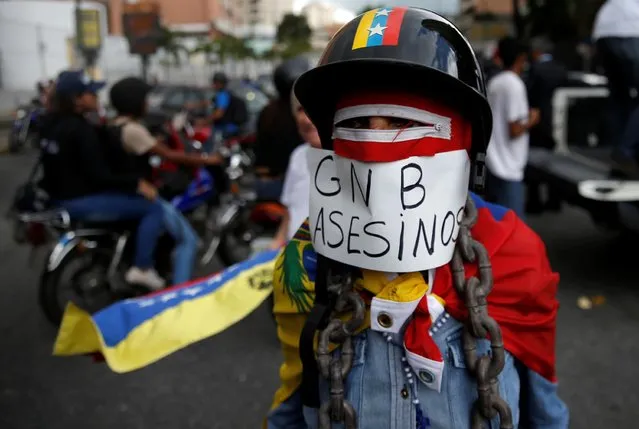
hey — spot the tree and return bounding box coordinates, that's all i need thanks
[157,26,187,66]
[276,13,312,55]
[191,35,255,64]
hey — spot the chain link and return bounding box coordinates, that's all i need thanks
[317,271,365,429]
[316,195,512,429]
[451,196,513,429]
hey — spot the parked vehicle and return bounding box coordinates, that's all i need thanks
[525,72,639,235]
[203,143,285,267]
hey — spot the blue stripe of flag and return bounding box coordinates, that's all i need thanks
[366,9,390,47]
[93,249,280,348]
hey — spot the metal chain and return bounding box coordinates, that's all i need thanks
[451,195,513,429]
[317,270,366,429]
[316,195,512,429]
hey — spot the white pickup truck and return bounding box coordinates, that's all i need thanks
[526,72,639,235]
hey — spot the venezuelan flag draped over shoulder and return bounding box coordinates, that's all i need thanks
[53,249,279,373]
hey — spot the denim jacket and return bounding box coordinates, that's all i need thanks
[266,311,569,429]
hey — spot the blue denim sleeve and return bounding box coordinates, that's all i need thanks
[524,367,570,428]
[266,389,307,429]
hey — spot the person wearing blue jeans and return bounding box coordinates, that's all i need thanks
[158,199,199,284]
[39,70,167,291]
[486,170,526,219]
[485,37,539,220]
[58,193,165,273]
[108,77,223,285]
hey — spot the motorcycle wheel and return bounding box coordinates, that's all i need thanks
[217,223,273,267]
[39,247,117,326]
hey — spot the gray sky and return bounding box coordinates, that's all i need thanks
[302,0,461,15]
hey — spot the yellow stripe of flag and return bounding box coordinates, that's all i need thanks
[352,9,378,50]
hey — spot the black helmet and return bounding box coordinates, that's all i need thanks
[212,72,228,86]
[273,56,311,100]
[294,7,492,187]
[109,76,152,117]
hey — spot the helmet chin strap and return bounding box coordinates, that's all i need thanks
[471,151,487,195]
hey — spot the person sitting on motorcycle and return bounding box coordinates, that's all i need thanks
[270,92,321,249]
[109,76,223,285]
[39,70,166,291]
[205,72,241,153]
[253,56,311,201]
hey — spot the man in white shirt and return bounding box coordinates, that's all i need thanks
[270,93,322,247]
[593,0,639,172]
[486,37,540,218]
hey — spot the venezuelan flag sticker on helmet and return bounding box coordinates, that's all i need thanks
[351,7,408,50]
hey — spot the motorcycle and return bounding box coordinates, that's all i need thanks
[28,163,217,326]
[10,101,44,153]
[14,114,219,326]
[203,143,286,267]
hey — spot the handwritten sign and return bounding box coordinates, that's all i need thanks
[307,148,470,272]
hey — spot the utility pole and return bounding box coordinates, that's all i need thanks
[36,24,47,79]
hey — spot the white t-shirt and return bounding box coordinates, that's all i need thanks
[593,0,639,40]
[485,71,530,182]
[280,143,311,240]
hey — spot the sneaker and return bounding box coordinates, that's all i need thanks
[125,267,166,291]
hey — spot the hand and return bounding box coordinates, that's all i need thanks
[529,109,541,127]
[137,179,158,201]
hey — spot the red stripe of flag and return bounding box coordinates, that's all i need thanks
[382,7,407,46]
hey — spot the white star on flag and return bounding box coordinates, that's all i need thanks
[137,299,155,308]
[376,8,391,17]
[182,286,203,297]
[368,23,387,37]
[160,292,179,302]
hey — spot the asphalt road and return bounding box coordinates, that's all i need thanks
[0,148,638,429]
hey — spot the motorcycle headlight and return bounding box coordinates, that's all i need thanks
[15,109,26,119]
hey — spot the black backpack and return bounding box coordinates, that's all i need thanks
[219,93,248,127]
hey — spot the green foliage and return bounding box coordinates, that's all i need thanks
[191,35,255,63]
[156,26,188,65]
[276,13,311,44]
